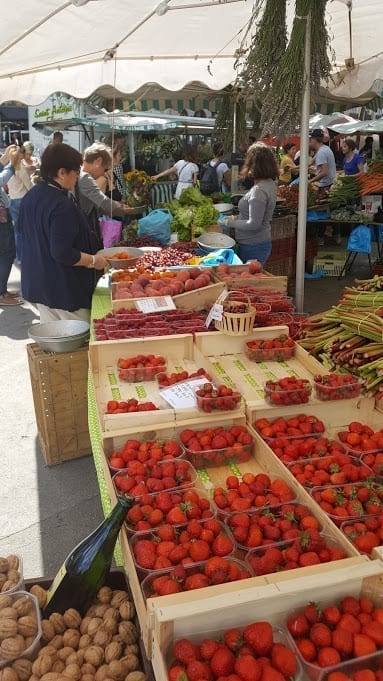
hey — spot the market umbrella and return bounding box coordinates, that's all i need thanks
[328,119,383,135]
[72,114,182,132]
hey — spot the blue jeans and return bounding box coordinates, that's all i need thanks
[0,219,16,296]
[238,241,272,267]
[9,198,23,263]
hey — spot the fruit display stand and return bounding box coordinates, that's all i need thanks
[212,264,288,293]
[27,342,91,465]
[111,280,225,312]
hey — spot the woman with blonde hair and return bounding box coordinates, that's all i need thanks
[222,143,278,266]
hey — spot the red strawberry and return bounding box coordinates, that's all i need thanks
[271,642,297,678]
[224,628,243,652]
[199,639,219,661]
[186,659,212,680]
[287,613,309,638]
[332,628,353,656]
[317,647,341,667]
[243,621,273,655]
[304,602,322,623]
[362,620,383,646]
[210,647,236,677]
[168,664,188,681]
[296,638,316,662]
[173,639,199,665]
[310,622,332,647]
[353,633,377,657]
[234,654,262,681]
[212,534,234,557]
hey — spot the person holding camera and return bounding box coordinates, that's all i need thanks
[8,145,34,264]
[0,145,24,305]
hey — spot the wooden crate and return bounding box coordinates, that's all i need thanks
[150,560,383,680]
[111,281,225,312]
[88,334,240,433]
[27,343,91,465]
[194,329,327,417]
[212,266,288,293]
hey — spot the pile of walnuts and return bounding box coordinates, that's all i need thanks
[0,584,146,681]
[0,591,39,677]
[0,556,22,594]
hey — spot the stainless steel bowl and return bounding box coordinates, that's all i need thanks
[197,232,236,253]
[28,320,90,353]
[214,202,234,214]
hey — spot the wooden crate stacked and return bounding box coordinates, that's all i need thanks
[27,343,91,465]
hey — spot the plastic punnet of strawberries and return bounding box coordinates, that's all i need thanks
[168,620,300,681]
[287,594,383,673]
[195,382,242,412]
[264,377,312,406]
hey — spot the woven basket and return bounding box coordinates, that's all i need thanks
[215,291,256,336]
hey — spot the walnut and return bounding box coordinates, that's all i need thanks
[103,608,119,622]
[119,601,135,622]
[0,559,9,573]
[93,604,109,618]
[62,629,80,650]
[30,584,48,609]
[24,635,36,648]
[82,676,95,681]
[12,658,33,681]
[85,605,98,618]
[94,665,109,681]
[110,592,128,609]
[5,557,19,572]
[120,655,139,674]
[107,660,125,680]
[105,641,122,664]
[6,571,20,585]
[18,615,37,638]
[97,587,113,604]
[88,618,103,638]
[84,645,104,667]
[57,647,75,662]
[49,613,66,634]
[12,597,32,617]
[62,663,81,680]
[123,644,139,656]
[41,619,56,642]
[0,608,17,621]
[79,633,92,649]
[0,618,18,640]
[93,627,112,648]
[32,653,54,676]
[81,663,96,675]
[118,622,137,645]
[0,577,7,591]
[40,674,67,681]
[80,616,92,635]
[103,619,118,636]
[51,660,65,674]
[1,582,16,594]
[76,649,85,666]
[63,609,81,630]
[0,596,12,611]
[125,673,146,681]
[65,652,78,666]
[39,644,59,658]
[0,668,19,681]
[0,634,25,660]
[50,634,64,650]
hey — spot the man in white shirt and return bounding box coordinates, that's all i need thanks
[309,129,339,245]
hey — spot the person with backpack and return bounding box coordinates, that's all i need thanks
[220,142,278,266]
[200,142,231,195]
[152,146,199,199]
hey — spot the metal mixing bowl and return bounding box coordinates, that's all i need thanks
[28,320,90,353]
[197,232,236,253]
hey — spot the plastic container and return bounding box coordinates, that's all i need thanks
[245,533,346,577]
[320,649,383,680]
[118,362,167,382]
[0,591,42,668]
[107,435,185,473]
[195,387,242,412]
[360,450,383,477]
[286,454,373,488]
[0,554,24,594]
[264,380,312,406]
[141,557,253,600]
[124,487,216,535]
[245,340,295,362]
[340,515,382,555]
[259,295,294,313]
[112,459,197,497]
[262,312,293,327]
[253,302,272,324]
[129,518,235,574]
[314,376,361,401]
[167,626,302,680]
[224,501,312,550]
[310,481,383,526]
[184,428,253,468]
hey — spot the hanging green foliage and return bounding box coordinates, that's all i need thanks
[238,0,287,99]
[213,86,247,152]
[260,0,331,135]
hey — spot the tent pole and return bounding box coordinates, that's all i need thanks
[128,130,135,169]
[232,98,237,153]
[295,10,311,313]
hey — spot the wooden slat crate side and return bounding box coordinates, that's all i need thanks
[211,266,288,293]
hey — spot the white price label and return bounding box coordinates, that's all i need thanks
[135,296,176,313]
[160,376,208,409]
[205,303,223,327]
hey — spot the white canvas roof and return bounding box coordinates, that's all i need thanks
[1,1,382,107]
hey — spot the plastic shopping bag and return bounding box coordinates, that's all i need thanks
[137,208,172,245]
[347,225,371,254]
[99,216,122,248]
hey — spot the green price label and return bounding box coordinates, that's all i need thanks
[135,386,147,399]
[213,362,225,375]
[111,388,121,399]
[108,373,117,386]
[244,373,259,388]
[234,360,246,372]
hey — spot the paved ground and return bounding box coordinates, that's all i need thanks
[0,241,375,579]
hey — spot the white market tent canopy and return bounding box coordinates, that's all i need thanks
[328,119,383,135]
[1,0,383,108]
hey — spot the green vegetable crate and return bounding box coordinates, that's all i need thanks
[312,251,348,277]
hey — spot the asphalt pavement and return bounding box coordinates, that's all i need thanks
[0,244,374,579]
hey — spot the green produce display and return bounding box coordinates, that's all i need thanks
[166,188,219,241]
[328,175,360,207]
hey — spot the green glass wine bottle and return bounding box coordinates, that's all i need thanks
[43,495,134,616]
